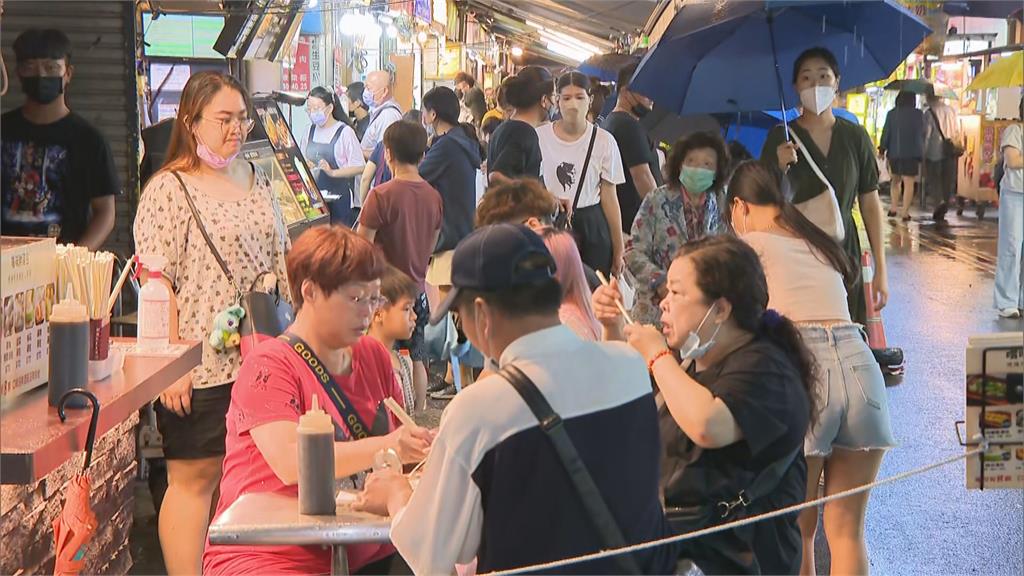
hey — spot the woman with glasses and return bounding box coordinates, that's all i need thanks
[301,86,366,226]
[204,226,432,576]
[134,71,293,575]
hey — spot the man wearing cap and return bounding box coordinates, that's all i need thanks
[354,224,677,575]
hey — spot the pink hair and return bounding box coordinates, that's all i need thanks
[540,229,601,340]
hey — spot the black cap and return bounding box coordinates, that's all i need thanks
[429,224,556,325]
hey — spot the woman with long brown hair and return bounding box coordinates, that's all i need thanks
[134,71,291,575]
[728,160,894,576]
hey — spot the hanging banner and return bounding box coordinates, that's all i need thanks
[284,36,312,92]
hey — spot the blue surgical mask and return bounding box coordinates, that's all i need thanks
[362,90,376,110]
[309,110,328,127]
[679,166,715,194]
[679,302,722,361]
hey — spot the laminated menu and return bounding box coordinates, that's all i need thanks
[1,237,57,408]
[965,332,1024,489]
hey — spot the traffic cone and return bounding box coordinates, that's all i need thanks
[862,251,905,375]
[861,251,887,349]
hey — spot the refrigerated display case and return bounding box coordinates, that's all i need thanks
[242,97,329,238]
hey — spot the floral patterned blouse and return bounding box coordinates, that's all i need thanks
[625,184,726,326]
[134,165,291,389]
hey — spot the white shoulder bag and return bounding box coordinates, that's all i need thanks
[787,129,846,242]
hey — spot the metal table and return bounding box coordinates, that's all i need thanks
[207,491,391,575]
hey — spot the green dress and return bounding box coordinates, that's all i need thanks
[761,118,879,325]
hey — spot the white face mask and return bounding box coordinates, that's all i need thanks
[800,85,835,116]
[679,302,722,360]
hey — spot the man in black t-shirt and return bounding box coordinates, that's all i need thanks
[2,29,119,249]
[602,63,663,234]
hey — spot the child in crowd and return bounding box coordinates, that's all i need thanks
[368,265,420,412]
[358,120,443,411]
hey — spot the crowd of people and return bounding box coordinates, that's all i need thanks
[3,26,1024,576]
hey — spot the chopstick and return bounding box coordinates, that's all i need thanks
[383,397,417,429]
[106,256,135,317]
[594,270,634,325]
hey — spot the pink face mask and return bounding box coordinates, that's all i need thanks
[194,131,238,169]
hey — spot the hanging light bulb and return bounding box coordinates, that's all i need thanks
[511,46,524,58]
[417,31,429,44]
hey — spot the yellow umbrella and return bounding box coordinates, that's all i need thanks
[966,51,1023,91]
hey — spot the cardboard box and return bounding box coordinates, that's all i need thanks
[1,237,57,408]
[965,332,1024,489]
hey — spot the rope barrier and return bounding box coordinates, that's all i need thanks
[480,441,989,576]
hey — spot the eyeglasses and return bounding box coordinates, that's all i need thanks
[306,103,328,113]
[197,115,256,135]
[345,293,386,309]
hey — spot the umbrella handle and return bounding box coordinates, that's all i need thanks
[58,389,100,472]
[766,11,791,143]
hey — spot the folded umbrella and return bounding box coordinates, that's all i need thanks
[631,0,931,117]
[53,389,100,576]
[966,51,1023,91]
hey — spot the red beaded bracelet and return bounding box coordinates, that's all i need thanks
[647,349,673,373]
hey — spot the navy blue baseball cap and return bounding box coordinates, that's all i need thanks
[429,224,557,325]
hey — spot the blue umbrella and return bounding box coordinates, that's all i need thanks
[631,0,931,125]
[578,53,641,82]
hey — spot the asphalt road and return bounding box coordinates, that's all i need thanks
[852,212,1023,576]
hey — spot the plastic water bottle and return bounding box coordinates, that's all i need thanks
[136,255,171,352]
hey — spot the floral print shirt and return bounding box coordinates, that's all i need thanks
[625,184,725,326]
[134,165,291,388]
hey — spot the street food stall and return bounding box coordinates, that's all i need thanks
[1,237,201,575]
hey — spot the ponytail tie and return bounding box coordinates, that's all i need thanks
[761,309,783,329]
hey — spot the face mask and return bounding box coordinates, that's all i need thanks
[631,103,651,118]
[679,166,715,194]
[21,76,63,104]
[309,110,328,127]
[424,120,436,139]
[362,90,376,110]
[678,302,722,361]
[194,131,238,170]
[559,99,587,122]
[800,85,835,116]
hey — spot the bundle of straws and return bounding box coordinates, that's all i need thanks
[56,245,115,320]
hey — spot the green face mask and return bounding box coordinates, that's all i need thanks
[679,166,715,194]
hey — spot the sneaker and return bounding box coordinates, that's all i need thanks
[998,308,1022,319]
[430,384,459,400]
[427,379,449,394]
[932,202,948,222]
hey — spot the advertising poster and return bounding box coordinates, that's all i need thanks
[965,332,1024,489]
[1,237,56,407]
[249,98,328,235]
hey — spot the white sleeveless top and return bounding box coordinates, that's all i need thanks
[742,231,852,323]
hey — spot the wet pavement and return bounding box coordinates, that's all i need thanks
[128,206,1023,575]
[858,209,1023,576]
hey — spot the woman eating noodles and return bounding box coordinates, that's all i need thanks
[203,227,432,576]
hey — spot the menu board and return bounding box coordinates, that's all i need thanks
[248,98,328,237]
[965,332,1024,490]
[1,237,56,408]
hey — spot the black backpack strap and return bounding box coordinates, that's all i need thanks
[569,125,600,217]
[499,364,642,574]
[279,333,372,440]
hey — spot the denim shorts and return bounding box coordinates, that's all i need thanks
[801,324,897,456]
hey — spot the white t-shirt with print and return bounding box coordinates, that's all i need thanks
[537,122,625,209]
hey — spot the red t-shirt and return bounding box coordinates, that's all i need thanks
[203,336,404,576]
[359,177,443,290]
